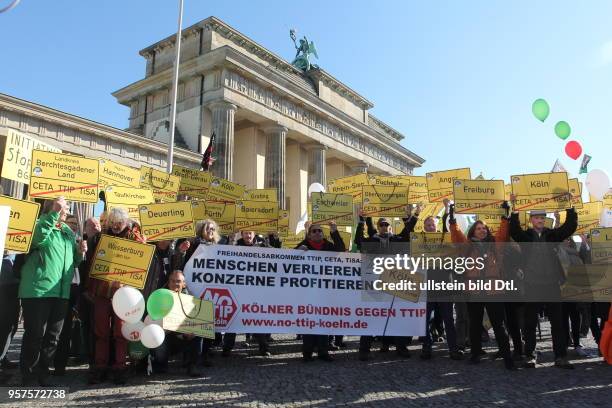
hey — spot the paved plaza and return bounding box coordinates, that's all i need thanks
[1,323,610,407]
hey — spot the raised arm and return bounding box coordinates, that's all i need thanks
[547,208,578,242]
[509,212,530,242]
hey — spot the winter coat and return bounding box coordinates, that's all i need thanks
[18,211,82,299]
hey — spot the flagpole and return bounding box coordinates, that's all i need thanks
[166,0,184,173]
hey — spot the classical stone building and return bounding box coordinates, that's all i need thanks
[112,16,423,227]
[0,16,423,229]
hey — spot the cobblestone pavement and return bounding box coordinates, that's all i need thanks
[1,323,610,408]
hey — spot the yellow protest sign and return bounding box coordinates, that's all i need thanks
[413,203,444,233]
[477,214,503,233]
[511,172,570,211]
[171,165,210,200]
[574,201,603,234]
[29,150,99,203]
[162,292,215,339]
[191,200,235,235]
[140,166,180,202]
[367,174,410,188]
[504,184,512,201]
[1,129,61,184]
[362,185,408,217]
[139,201,195,241]
[104,185,154,222]
[327,173,369,202]
[235,200,279,233]
[282,233,306,249]
[590,228,612,265]
[453,179,505,215]
[98,159,141,189]
[410,232,452,257]
[278,210,290,237]
[311,192,354,226]
[89,235,155,289]
[426,168,471,203]
[0,195,40,253]
[561,264,612,302]
[207,176,245,203]
[567,178,583,209]
[243,188,278,202]
[395,175,429,204]
[380,269,424,303]
[601,191,612,209]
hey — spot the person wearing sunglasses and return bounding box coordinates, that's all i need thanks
[295,221,346,362]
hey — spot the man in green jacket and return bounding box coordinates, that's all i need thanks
[19,197,87,385]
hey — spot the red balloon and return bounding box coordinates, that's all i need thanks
[565,140,582,160]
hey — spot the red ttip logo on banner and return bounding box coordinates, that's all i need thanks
[200,288,238,328]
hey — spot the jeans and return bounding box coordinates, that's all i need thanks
[504,303,524,355]
[20,298,68,377]
[93,296,127,370]
[423,302,457,352]
[0,284,20,361]
[54,284,79,370]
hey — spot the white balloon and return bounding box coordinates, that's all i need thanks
[140,324,166,349]
[121,320,145,342]
[144,315,163,326]
[111,287,145,324]
[456,214,470,233]
[585,169,610,201]
[307,182,325,198]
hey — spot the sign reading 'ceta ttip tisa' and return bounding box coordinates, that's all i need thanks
[183,244,426,336]
[29,150,99,203]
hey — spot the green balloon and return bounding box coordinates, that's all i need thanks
[532,98,550,122]
[554,121,571,140]
[146,288,174,320]
[128,341,149,360]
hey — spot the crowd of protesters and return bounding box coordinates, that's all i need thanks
[0,194,610,387]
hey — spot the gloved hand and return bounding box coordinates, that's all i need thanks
[501,200,510,217]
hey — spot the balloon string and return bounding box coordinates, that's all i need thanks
[177,292,203,319]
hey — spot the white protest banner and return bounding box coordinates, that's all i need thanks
[1,129,61,184]
[183,245,426,336]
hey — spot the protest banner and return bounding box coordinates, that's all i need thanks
[590,227,612,265]
[311,192,354,226]
[243,188,278,202]
[426,168,471,203]
[162,292,215,339]
[140,166,180,202]
[104,185,154,223]
[235,200,279,233]
[191,200,235,235]
[453,179,505,215]
[327,173,369,202]
[89,235,155,289]
[1,129,61,184]
[172,165,211,200]
[413,203,444,233]
[183,245,426,336]
[278,210,290,237]
[510,172,570,211]
[139,201,195,241]
[29,150,99,203]
[207,176,245,203]
[395,175,429,203]
[0,195,40,253]
[98,159,141,189]
[568,178,584,209]
[362,185,408,217]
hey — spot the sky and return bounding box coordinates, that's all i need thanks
[1,0,611,185]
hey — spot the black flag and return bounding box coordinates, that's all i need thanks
[201,132,216,171]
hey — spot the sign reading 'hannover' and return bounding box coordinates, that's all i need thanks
[183,245,426,336]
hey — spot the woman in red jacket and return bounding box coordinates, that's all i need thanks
[449,203,515,370]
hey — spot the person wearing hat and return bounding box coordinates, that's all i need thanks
[355,205,418,361]
[509,196,577,369]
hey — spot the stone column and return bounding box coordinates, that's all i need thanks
[264,124,288,209]
[308,144,327,187]
[208,100,237,180]
[350,161,369,174]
